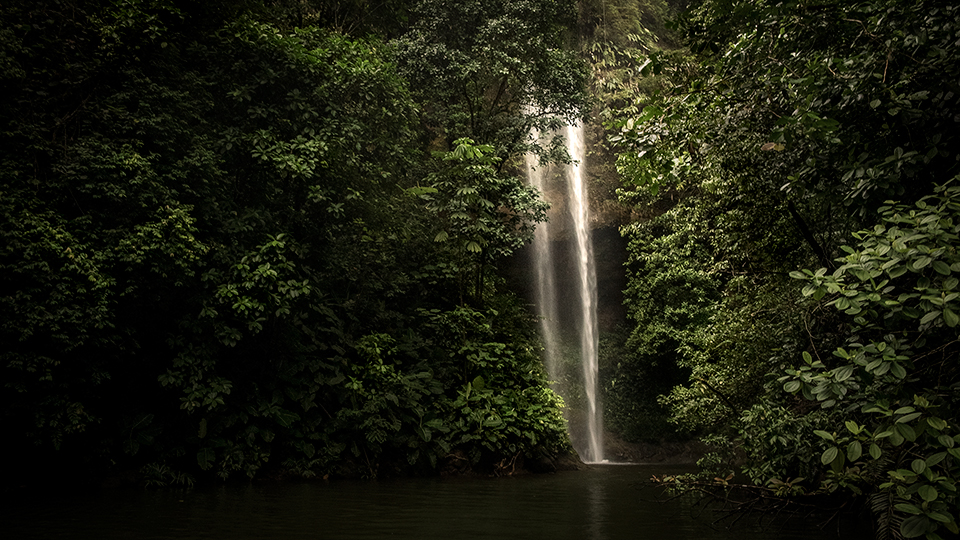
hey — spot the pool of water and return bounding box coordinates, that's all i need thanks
[4,464,871,539]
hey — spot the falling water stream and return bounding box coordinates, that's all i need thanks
[566,124,602,463]
[525,147,561,381]
[527,123,603,463]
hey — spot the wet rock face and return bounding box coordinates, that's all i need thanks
[592,226,628,331]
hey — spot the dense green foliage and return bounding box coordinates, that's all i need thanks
[395,0,591,161]
[605,0,960,537]
[1,0,588,483]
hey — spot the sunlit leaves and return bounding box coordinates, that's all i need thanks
[394,0,589,152]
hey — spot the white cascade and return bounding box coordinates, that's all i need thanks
[526,123,603,463]
[525,144,562,379]
[566,124,602,463]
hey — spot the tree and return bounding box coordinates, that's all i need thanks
[605,0,960,535]
[419,138,547,306]
[782,182,960,539]
[394,0,591,159]
[1,0,584,482]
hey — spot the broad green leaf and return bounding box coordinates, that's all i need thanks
[847,440,862,461]
[944,307,959,327]
[928,512,952,523]
[814,430,835,441]
[918,485,938,502]
[895,503,922,515]
[835,365,856,382]
[897,412,922,424]
[890,429,905,446]
[821,446,839,465]
[888,265,908,278]
[890,362,907,379]
[920,310,941,325]
[900,515,930,538]
[898,423,917,442]
[926,452,947,467]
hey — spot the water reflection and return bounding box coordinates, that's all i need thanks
[4,464,870,540]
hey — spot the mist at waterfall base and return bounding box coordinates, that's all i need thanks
[524,124,605,463]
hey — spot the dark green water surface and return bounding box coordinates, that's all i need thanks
[5,464,871,540]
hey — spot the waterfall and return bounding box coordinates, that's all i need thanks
[525,148,562,379]
[566,124,602,463]
[527,123,603,463]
